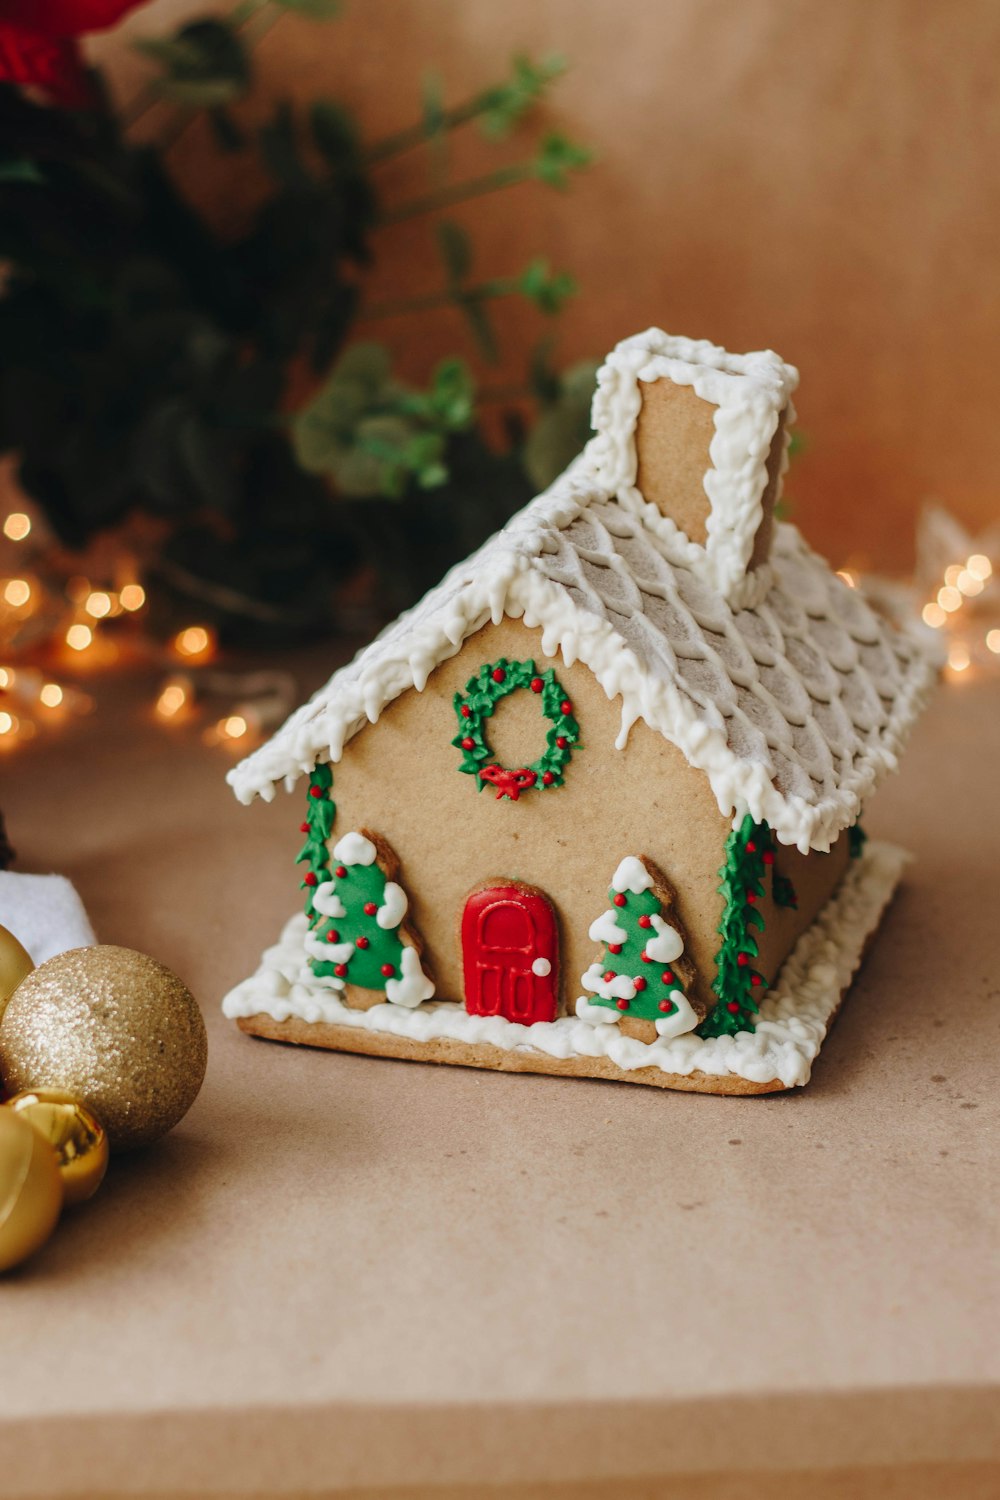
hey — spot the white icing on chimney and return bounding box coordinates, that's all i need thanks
[586,329,799,610]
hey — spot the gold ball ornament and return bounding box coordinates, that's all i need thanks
[0,1108,62,1271]
[0,946,208,1153]
[0,922,33,1022]
[7,1090,108,1204]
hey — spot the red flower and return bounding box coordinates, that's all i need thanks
[0,0,149,108]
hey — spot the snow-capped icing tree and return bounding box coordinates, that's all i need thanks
[305,829,434,1007]
[576,856,698,1038]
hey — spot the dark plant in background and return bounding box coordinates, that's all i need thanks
[0,0,597,641]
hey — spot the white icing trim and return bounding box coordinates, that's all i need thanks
[584,328,799,610]
[304,930,353,966]
[332,831,376,866]
[222,842,909,1090]
[384,944,435,1008]
[588,910,628,946]
[611,856,653,895]
[377,881,407,931]
[581,961,637,1003]
[654,991,699,1040]
[645,913,684,964]
[312,882,345,920]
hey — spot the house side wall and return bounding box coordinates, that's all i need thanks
[325,618,730,1015]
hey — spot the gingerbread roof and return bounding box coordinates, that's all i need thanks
[228,463,934,852]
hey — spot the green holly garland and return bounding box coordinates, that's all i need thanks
[295,762,335,924]
[849,822,867,859]
[452,657,580,798]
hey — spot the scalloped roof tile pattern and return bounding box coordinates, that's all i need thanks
[229,469,934,852]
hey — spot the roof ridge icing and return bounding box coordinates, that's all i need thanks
[228,460,935,853]
[584,329,799,610]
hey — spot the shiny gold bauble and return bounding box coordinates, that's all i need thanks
[7,1090,108,1204]
[0,945,208,1153]
[0,923,33,1023]
[0,1108,62,1271]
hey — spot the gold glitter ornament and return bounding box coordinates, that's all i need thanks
[7,1090,108,1204]
[0,1108,62,1271]
[0,923,33,1022]
[0,946,208,1152]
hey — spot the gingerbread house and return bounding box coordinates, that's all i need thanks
[222,330,935,1094]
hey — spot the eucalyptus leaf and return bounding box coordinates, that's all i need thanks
[271,0,341,15]
[436,219,471,286]
[138,21,250,108]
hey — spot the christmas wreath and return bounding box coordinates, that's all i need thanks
[452,658,580,799]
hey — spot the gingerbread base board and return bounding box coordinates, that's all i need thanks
[223,841,908,1095]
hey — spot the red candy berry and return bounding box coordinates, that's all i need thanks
[335,865,347,878]
[461,737,475,750]
[608,944,622,955]
[309,785,324,799]
[492,667,506,683]
[299,822,309,833]
[640,950,652,963]
[746,890,757,904]
[334,964,348,978]
[560,700,572,715]
[381,963,395,978]
[356,936,369,949]
[613,893,626,907]
[659,999,675,1014]
[638,915,652,929]
[603,970,616,982]
[746,841,757,853]
[556,736,568,749]
[727,1001,741,1014]
[634,977,647,991]
[530,677,543,693]
[661,970,674,984]
[542,771,555,785]
[763,851,775,865]
[325,929,340,943]
[616,998,629,1011]
[363,902,377,916]
[751,974,763,987]
[737,952,749,967]
[303,873,318,887]
[460,704,471,718]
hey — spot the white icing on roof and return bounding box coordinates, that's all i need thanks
[586,329,799,610]
[228,466,935,852]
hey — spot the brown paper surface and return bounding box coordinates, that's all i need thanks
[0,655,996,1497]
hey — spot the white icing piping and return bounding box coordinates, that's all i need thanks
[228,523,934,853]
[585,329,798,610]
[223,841,909,1091]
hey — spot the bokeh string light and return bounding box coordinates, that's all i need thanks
[917,547,996,681]
[0,502,294,754]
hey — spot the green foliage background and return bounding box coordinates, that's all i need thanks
[0,2,598,640]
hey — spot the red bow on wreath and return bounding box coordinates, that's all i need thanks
[480,765,538,801]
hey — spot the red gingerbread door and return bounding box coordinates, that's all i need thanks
[461,883,559,1025]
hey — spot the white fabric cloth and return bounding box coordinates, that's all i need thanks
[0,872,96,964]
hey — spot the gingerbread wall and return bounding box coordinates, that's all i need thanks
[324,616,849,1015]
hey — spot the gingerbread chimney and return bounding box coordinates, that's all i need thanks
[586,330,798,610]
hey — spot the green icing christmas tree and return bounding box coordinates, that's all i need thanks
[305,830,433,1004]
[580,856,696,1034]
